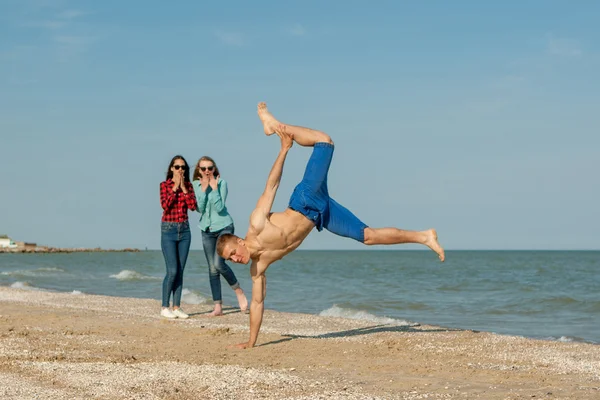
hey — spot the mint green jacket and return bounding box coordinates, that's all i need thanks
[192,178,234,232]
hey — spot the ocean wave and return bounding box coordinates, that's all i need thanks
[437,282,470,291]
[545,335,596,344]
[10,281,43,291]
[557,336,575,342]
[486,308,544,316]
[539,296,579,305]
[181,289,208,305]
[583,301,600,313]
[319,305,417,326]
[528,295,595,311]
[2,267,66,277]
[71,290,84,295]
[109,270,161,281]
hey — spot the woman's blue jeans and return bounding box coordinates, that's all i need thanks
[161,221,191,308]
[201,224,240,304]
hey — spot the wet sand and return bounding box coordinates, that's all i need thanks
[1,287,598,399]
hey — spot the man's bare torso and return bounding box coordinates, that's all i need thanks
[246,208,315,266]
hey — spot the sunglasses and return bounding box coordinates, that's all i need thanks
[199,166,214,172]
[173,165,187,170]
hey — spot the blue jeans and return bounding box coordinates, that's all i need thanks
[161,221,191,307]
[288,142,368,242]
[201,223,240,304]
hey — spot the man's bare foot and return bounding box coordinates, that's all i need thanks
[424,229,445,262]
[257,102,280,136]
[235,288,248,313]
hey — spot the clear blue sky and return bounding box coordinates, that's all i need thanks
[1,0,598,250]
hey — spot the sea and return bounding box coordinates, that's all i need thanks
[1,250,598,344]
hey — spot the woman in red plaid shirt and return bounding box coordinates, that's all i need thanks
[159,155,197,319]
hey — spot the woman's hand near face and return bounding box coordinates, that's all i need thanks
[180,171,189,194]
[209,174,219,191]
[172,172,181,192]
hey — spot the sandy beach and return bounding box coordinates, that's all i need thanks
[0,287,598,399]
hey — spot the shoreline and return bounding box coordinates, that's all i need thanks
[4,282,599,346]
[0,247,140,254]
[1,287,599,399]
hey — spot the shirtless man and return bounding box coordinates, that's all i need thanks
[217,102,445,349]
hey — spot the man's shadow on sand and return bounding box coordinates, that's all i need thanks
[259,324,466,347]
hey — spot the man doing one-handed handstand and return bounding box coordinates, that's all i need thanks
[217,102,445,349]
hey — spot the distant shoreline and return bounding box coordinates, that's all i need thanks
[0,247,140,254]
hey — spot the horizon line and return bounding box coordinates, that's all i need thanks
[139,248,600,252]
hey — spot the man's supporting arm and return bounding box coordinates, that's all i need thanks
[233,260,266,349]
[248,261,266,347]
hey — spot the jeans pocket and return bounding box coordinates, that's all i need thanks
[180,220,190,233]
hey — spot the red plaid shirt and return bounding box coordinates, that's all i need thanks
[160,180,198,222]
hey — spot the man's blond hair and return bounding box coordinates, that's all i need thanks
[216,234,239,257]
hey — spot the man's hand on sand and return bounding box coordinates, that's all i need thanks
[275,124,293,150]
[228,341,252,350]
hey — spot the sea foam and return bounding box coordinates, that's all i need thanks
[2,267,65,277]
[109,270,160,281]
[319,305,416,326]
[181,288,208,305]
[10,281,42,291]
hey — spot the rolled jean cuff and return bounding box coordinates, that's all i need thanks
[213,299,223,305]
[230,282,240,291]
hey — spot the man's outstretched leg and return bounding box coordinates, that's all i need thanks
[364,227,445,261]
[325,198,445,262]
[258,102,333,147]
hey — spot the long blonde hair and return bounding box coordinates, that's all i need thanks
[193,156,221,181]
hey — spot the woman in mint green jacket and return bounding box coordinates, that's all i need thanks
[192,156,248,316]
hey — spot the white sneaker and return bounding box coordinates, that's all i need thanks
[172,309,189,319]
[161,308,176,319]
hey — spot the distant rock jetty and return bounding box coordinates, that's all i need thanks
[0,235,139,254]
[0,246,140,254]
